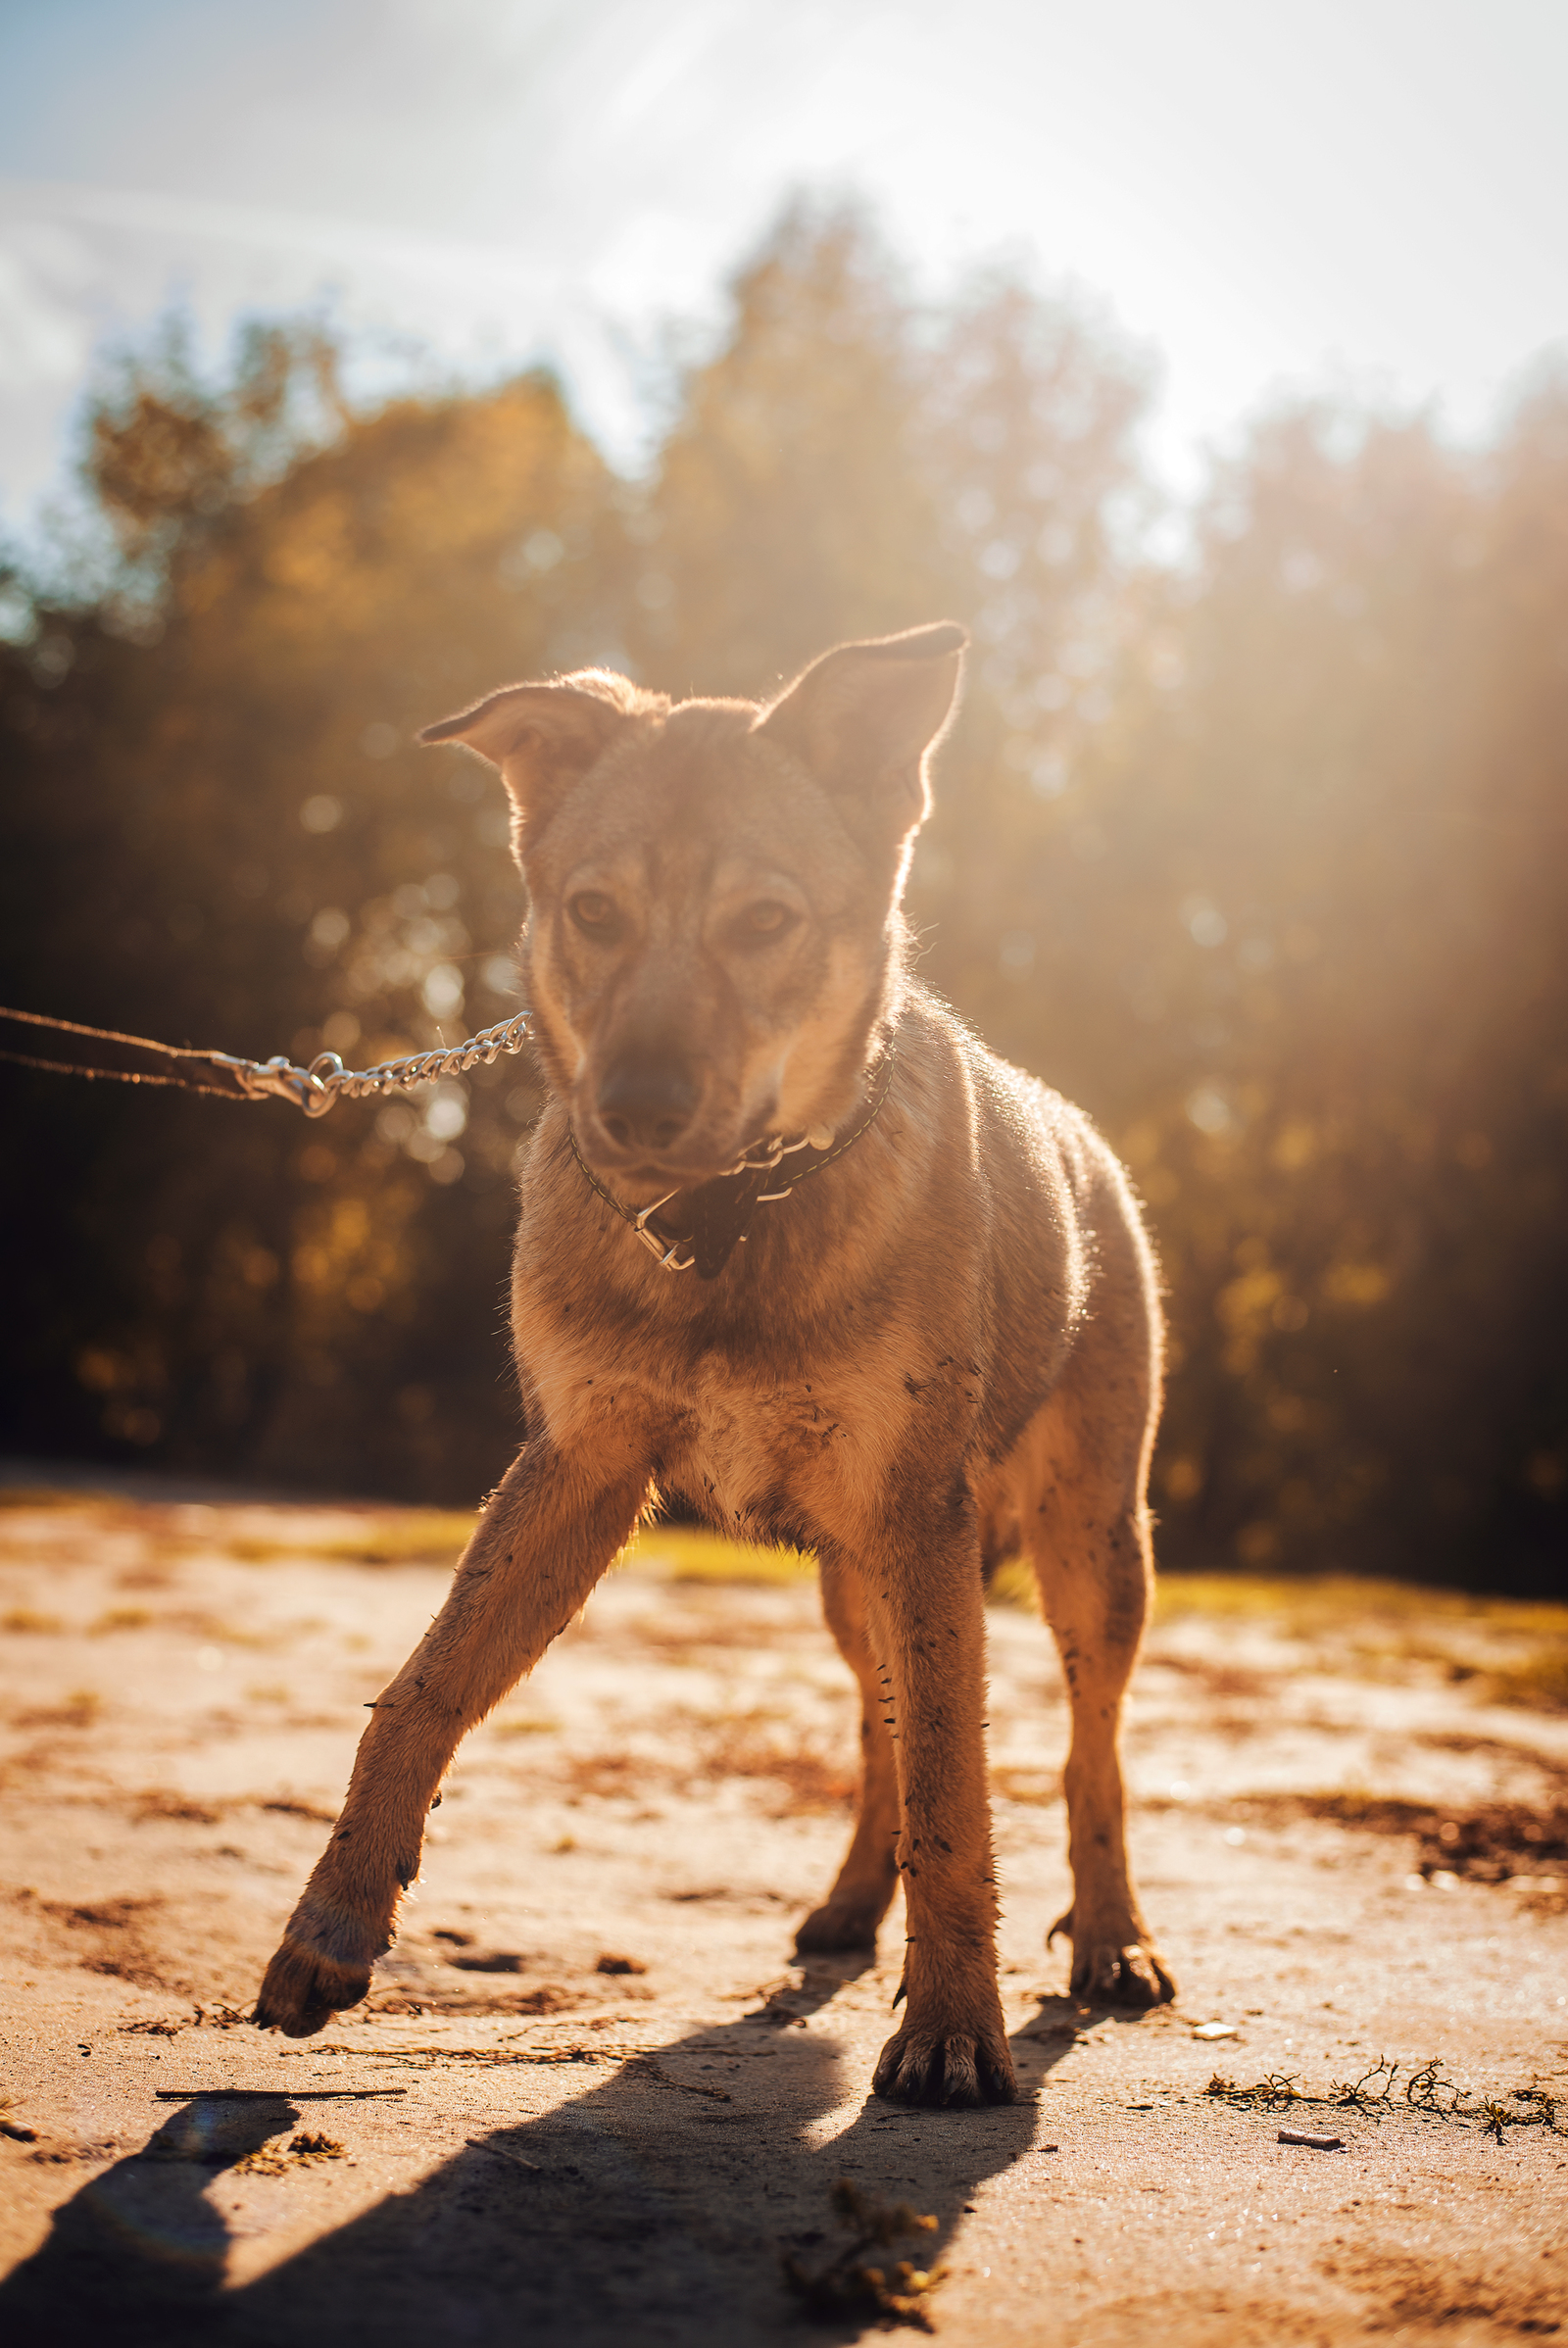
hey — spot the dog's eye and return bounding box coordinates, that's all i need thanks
[569,892,618,935]
[741,901,795,939]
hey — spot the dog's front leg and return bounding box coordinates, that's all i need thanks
[254,1438,649,2037]
[863,1505,1016,2108]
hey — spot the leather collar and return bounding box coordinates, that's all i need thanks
[567,1049,897,1279]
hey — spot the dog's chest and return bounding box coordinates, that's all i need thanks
[671,1362,855,1524]
[529,1300,921,1536]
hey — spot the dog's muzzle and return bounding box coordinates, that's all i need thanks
[592,1053,701,1157]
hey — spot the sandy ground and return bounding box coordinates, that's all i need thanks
[1,1482,1565,2346]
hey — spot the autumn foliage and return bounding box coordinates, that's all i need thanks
[2,214,1564,1591]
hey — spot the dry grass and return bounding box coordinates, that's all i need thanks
[991,1765,1061,1805]
[9,1484,1562,1710]
[558,1750,646,1801]
[1152,1570,1568,1639]
[89,1606,154,1634]
[1482,1649,1568,1711]
[1204,2059,1565,2145]
[987,1563,1568,1713]
[224,1509,478,1568]
[16,1688,101,1729]
[2,1607,64,1634]
[133,1791,223,1826]
[987,1556,1041,1610]
[542,1707,856,1815]
[622,1530,815,1586]
[700,1717,857,1814]
[1156,1574,1568,1713]
[1240,1790,1568,1891]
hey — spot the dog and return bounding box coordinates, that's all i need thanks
[254,619,1174,2105]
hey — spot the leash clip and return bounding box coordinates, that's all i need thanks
[218,1052,335,1116]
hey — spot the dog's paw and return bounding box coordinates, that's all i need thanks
[1049,1907,1177,2008]
[872,2025,1017,2108]
[1070,1938,1176,2008]
[253,1941,371,2039]
[794,1898,883,1954]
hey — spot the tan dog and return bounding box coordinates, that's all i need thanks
[254,621,1174,2105]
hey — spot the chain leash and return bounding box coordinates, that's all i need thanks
[219,1010,536,1117]
[1,998,890,1278]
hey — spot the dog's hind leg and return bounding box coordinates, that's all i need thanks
[1032,1497,1173,2006]
[795,1552,902,1953]
[254,1436,650,2037]
[1025,1380,1175,2008]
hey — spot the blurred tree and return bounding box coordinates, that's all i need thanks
[1,220,1563,1591]
[1034,396,1568,1590]
[1,323,632,1496]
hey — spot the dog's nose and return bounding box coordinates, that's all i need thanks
[596,1057,700,1153]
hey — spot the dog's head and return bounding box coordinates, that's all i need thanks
[421,622,964,1196]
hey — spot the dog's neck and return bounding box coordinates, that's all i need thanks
[566,1045,898,1280]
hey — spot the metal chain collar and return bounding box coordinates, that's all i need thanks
[220,1009,535,1118]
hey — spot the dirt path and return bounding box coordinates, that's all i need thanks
[1,1484,1565,2344]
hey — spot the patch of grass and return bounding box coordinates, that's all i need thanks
[701,1718,857,1814]
[560,1751,643,1800]
[545,1713,855,1814]
[45,1893,159,1932]
[90,1606,154,1634]
[631,1617,781,1654]
[1260,1791,1568,1886]
[992,1765,1061,1805]
[175,1615,271,1650]
[226,1510,478,1568]
[134,1791,223,1825]
[1154,1570,1568,1639]
[622,1530,816,1586]
[1147,1573,1568,1714]
[18,1688,101,1729]
[986,1557,1040,1611]
[1485,1649,1568,1712]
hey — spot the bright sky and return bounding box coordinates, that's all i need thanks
[2,0,1566,536]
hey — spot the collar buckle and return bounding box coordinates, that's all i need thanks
[632,1190,697,1272]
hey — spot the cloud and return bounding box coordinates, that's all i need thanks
[0,173,669,526]
[3,0,1567,537]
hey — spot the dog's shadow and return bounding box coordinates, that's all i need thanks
[0,1962,1122,2345]
[0,2094,302,2346]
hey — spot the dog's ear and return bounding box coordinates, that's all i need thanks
[756,621,966,844]
[418,672,648,844]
